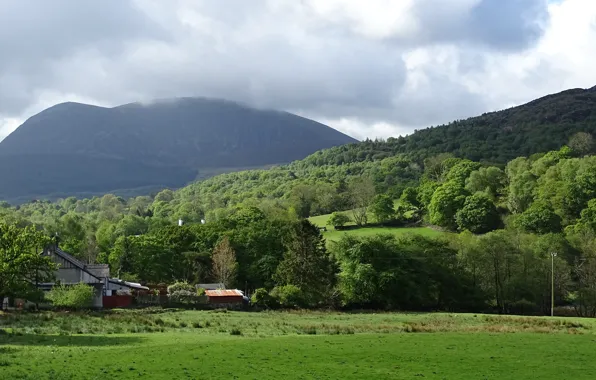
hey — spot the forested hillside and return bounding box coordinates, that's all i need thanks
[301,86,596,166]
[3,129,596,315]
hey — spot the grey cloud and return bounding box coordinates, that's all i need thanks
[386,0,550,51]
[0,0,165,114]
[0,0,552,139]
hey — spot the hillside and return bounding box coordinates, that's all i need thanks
[0,98,356,202]
[298,86,596,167]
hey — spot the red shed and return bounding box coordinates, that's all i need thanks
[205,289,244,304]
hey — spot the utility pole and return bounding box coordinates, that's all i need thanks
[551,252,557,317]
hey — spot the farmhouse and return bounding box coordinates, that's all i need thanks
[39,244,148,308]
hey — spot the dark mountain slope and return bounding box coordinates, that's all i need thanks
[0,98,356,201]
[298,86,596,167]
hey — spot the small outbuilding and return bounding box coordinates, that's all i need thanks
[205,289,245,305]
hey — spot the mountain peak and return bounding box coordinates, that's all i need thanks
[0,97,356,201]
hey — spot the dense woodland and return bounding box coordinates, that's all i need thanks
[2,128,596,316]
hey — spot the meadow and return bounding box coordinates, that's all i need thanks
[2,310,596,379]
[308,212,445,242]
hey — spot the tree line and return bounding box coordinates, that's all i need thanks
[2,132,596,315]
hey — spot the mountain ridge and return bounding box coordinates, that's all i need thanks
[0,97,357,202]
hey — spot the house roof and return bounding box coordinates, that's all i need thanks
[45,247,109,281]
[205,289,244,297]
[86,264,110,278]
[108,278,150,291]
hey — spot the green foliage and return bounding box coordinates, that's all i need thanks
[445,160,482,185]
[399,187,420,208]
[417,180,440,210]
[270,285,304,309]
[429,181,468,229]
[46,283,95,309]
[516,202,562,234]
[465,167,506,200]
[250,288,276,308]
[0,223,55,301]
[274,220,337,307]
[456,193,501,234]
[333,234,481,310]
[569,132,594,156]
[327,212,351,228]
[369,194,395,224]
[167,282,195,294]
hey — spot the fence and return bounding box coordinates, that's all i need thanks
[103,295,133,309]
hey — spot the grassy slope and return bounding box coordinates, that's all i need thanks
[309,209,445,242]
[2,311,596,379]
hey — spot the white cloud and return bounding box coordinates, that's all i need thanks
[0,0,594,142]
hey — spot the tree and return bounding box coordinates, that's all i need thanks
[445,160,482,185]
[211,236,238,288]
[428,181,468,230]
[348,176,376,226]
[274,220,337,306]
[506,157,537,213]
[327,212,351,228]
[289,184,316,218]
[369,194,395,224]
[516,202,562,234]
[423,153,455,182]
[417,180,440,210]
[569,132,594,156]
[399,187,420,209]
[456,193,501,234]
[465,167,506,200]
[0,223,55,302]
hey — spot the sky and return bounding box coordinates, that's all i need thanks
[0,0,595,141]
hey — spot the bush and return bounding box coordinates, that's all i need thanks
[46,283,95,309]
[168,290,207,305]
[270,285,305,309]
[167,282,194,294]
[251,288,276,308]
[327,212,351,228]
[196,287,206,296]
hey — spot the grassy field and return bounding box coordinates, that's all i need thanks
[2,310,596,379]
[308,212,445,242]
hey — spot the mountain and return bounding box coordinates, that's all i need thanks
[298,86,596,168]
[0,98,357,202]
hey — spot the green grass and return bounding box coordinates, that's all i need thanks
[308,208,446,242]
[2,332,595,379]
[323,226,445,242]
[2,310,596,379]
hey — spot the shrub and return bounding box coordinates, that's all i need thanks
[46,283,95,309]
[196,287,206,296]
[251,288,276,308]
[270,285,304,309]
[229,328,242,336]
[167,282,194,294]
[168,290,207,305]
[327,212,351,228]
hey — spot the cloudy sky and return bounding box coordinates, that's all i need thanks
[1,0,595,141]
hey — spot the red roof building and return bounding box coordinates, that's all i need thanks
[205,289,245,304]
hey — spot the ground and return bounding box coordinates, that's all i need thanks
[2,310,596,379]
[308,212,445,242]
